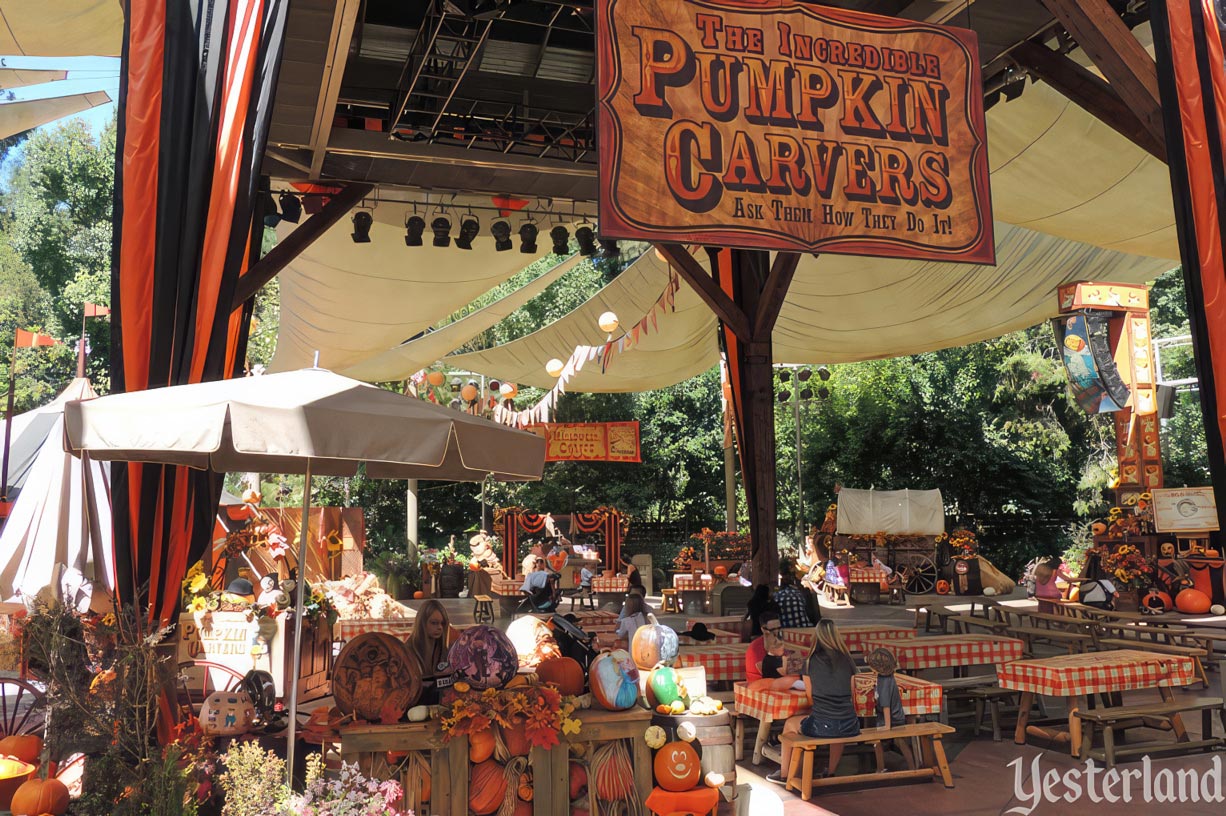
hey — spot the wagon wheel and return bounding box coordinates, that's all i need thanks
[905,554,939,595]
[176,660,247,713]
[0,678,46,737]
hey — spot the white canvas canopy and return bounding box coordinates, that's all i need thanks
[0,379,115,611]
[835,488,945,536]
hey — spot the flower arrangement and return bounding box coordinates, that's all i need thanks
[440,684,577,750]
[939,529,980,560]
[673,546,699,569]
[687,528,751,561]
[1096,544,1153,589]
[292,754,410,816]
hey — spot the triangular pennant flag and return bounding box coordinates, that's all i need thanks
[650,310,659,333]
[617,336,625,353]
[632,324,641,344]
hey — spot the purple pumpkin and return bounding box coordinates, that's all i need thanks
[448,625,519,689]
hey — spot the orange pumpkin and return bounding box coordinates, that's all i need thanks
[1176,588,1213,614]
[537,657,585,696]
[630,615,679,670]
[0,736,42,766]
[653,741,701,792]
[513,800,533,816]
[469,760,508,816]
[569,761,587,800]
[935,580,952,595]
[469,728,496,763]
[10,777,69,816]
[502,719,532,757]
[413,591,425,600]
[1142,590,1173,613]
[517,771,534,802]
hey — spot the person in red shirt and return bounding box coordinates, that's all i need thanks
[745,612,803,690]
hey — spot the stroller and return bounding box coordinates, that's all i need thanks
[514,572,562,616]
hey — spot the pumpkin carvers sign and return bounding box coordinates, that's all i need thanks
[596,0,993,263]
[528,421,642,462]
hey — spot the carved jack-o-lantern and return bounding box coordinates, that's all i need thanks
[1161,542,1176,558]
[653,741,701,792]
[1090,521,1108,537]
[200,690,255,736]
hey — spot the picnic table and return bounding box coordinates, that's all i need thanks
[674,575,715,591]
[673,643,749,684]
[997,649,1198,757]
[733,674,944,763]
[847,565,890,604]
[874,634,1025,674]
[781,625,915,654]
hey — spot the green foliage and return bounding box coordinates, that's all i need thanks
[218,742,288,816]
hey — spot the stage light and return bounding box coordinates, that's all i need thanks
[778,390,791,403]
[800,387,813,400]
[546,358,565,377]
[491,220,513,251]
[798,368,812,382]
[817,366,831,381]
[431,215,452,247]
[263,192,281,228]
[550,225,570,255]
[404,215,425,246]
[456,216,480,250]
[519,222,538,254]
[576,226,597,256]
[778,370,791,383]
[598,312,620,334]
[600,239,620,256]
[351,211,373,243]
[278,192,302,223]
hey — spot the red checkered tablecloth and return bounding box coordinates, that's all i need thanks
[852,672,943,717]
[673,643,750,682]
[997,649,1197,697]
[592,575,629,593]
[848,565,890,583]
[674,575,714,591]
[337,618,414,640]
[734,681,809,721]
[875,635,1024,672]
[781,625,916,654]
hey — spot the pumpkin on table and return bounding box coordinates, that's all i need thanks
[10,776,70,816]
[448,625,519,690]
[588,650,640,711]
[1176,588,1212,614]
[631,615,679,670]
[469,759,509,816]
[469,728,496,763]
[0,735,42,766]
[653,740,702,792]
[537,656,585,696]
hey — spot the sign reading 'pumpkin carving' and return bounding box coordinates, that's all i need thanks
[596,0,994,263]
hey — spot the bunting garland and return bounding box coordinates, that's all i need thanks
[500,273,680,428]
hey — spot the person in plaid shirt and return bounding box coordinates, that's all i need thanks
[775,573,817,629]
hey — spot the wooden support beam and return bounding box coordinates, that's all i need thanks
[753,252,801,337]
[309,0,361,178]
[1039,0,1164,143]
[231,182,373,309]
[1013,41,1165,161]
[655,243,752,341]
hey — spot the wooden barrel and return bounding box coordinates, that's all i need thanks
[438,563,465,597]
[650,711,737,801]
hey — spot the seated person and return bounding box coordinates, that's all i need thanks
[614,593,648,645]
[775,573,817,629]
[405,600,455,705]
[745,612,802,690]
[521,559,560,611]
[579,564,594,591]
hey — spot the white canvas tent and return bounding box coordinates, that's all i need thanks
[0,378,115,611]
[835,488,945,537]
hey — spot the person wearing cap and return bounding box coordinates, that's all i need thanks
[865,647,914,770]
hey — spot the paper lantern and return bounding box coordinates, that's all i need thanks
[631,615,679,670]
[427,371,446,387]
[1176,588,1212,614]
[448,625,519,689]
[589,650,640,710]
[546,358,565,377]
[653,741,702,792]
[461,384,479,401]
[598,311,620,333]
[500,382,518,398]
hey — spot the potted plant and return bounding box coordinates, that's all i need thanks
[1097,544,1154,611]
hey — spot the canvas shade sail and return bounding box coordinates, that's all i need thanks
[0,379,97,500]
[0,0,123,57]
[64,367,546,481]
[339,252,582,382]
[0,91,111,140]
[835,488,945,536]
[268,213,572,374]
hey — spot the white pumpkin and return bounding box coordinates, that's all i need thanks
[407,705,431,722]
[200,690,255,736]
[704,772,725,788]
[677,721,697,742]
[982,586,998,597]
[1211,605,1225,616]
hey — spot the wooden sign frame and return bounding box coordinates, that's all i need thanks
[1151,487,1220,533]
[596,0,994,263]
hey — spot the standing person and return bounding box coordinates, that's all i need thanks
[775,572,817,629]
[865,648,914,771]
[406,600,454,704]
[620,554,643,593]
[769,619,859,784]
[745,584,775,637]
[1034,556,1081,613]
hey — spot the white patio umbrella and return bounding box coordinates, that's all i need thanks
[63,367,545,777]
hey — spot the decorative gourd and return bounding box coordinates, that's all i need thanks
[506,616,562,669]
[935,580,952,595]
[200,690,255,736]
[631,615,679,670]
[643,725,667,749]
[569,761,588,800]
[1212,605,1226,615]
[1142,590,1173,614]
[653,741,702,792]
[1176,588,1212,614]
[982,586,998,597]
[646,665,682,708]
[704,771,725,789]
[588,650,640,711]
[1090,521,1108,537]
[537,657,585,696]
[469,728,496,763]
[448,625,519,690]
[0,736,42,766]
[413,591,425,599]
[677,721,697,742]
[10,777,69,816]
[469,760,509,816]
[517,772,534,801]
[407,705,430,723]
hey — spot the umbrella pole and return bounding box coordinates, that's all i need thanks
[286,461,312,787]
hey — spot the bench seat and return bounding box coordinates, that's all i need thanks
[781,722,955,800]
[1073,696,1225,767]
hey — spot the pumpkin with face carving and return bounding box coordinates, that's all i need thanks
[653,740,701,792]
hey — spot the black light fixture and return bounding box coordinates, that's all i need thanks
[450,377,462,394]
[600,239,620,256]
[778,370,791,383]
[404,215,425,246]
[262,192,281,228]
[519,222,538,254]
[278,192,302,224]
[798,368,812,382]
[351,211,373,243]
[456,216,480,250]
[777,390,791,403]
[550,225,570,255]
[491,220,513,251]
[818,386,830,400]
[817,366,831,381]
[800,387,814,400]
[431,215,452,247]
[575,226,597,256]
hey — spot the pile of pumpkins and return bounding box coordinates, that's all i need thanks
[0,734,71,816]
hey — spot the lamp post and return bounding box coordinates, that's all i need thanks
[776,366,831,546]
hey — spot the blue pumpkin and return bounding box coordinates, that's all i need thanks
[448,625,519,690]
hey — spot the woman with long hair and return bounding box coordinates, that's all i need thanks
[406,599,454,704]
[1034,556,1082,613]
[768,619,859,785]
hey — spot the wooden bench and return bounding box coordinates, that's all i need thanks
[1091,623,1212,687]
[781,722,956,800]
[1073,697,1226,766]
[947,614,1011,635]
[1007,626,1093,656]
[472,595,494,624]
